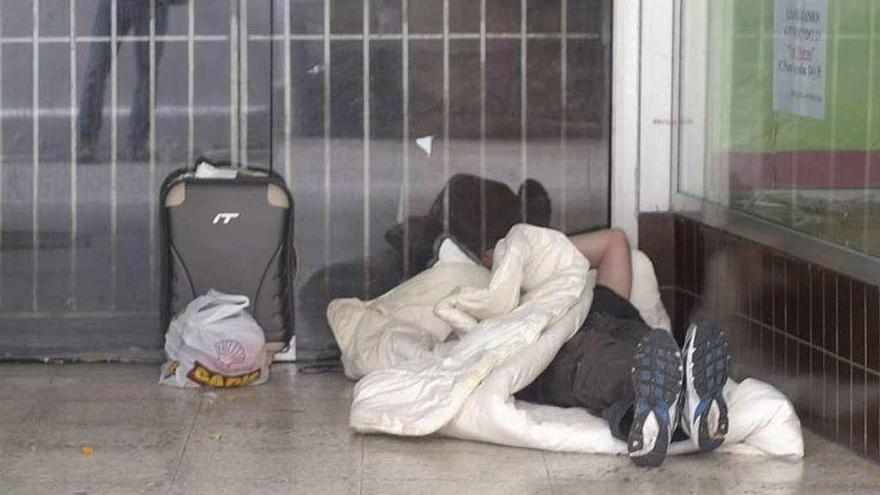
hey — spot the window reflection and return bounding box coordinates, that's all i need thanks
[78,0,172,163]
[0,0,612,361]
[678,0,879,257]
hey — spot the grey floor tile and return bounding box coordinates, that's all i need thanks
[0,396,40,427]
[0,444,179,485]
[51,363,157,383]
[197,387,351,427]
[261,365,356,400]
[168,475,360,495]
[797,486,880,495]
[0,479,168,495]
[551,478,734,495]
[554,480,880,495]
[33,396,199,427]
[24,423,191,453]
[794,431,880,485]
[170,422,363,488]
[0,364,55,399]
[362,479,552,495]
[543,449,807,485]
[48,363,198,401]
[544,431,880,494]
[363,435,547,482]
[0,423,47,479]
[1,363,879,495]
[186,420,362,455]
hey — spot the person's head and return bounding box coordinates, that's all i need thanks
[385,174,553,274]
[518,178,551,228]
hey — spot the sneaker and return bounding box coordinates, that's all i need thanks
[628,328,683,467]
[681,320,730,452]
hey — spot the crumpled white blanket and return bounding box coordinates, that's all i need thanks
[328,224,803,458]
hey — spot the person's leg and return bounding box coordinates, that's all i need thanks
[78,0,114,161]
[128,2,167,160]
[517,285,683,467]
[568,228,632,299]
[516,286,647,418]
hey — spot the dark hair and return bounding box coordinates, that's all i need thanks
[385,173,552,274]
[518,178,552,228]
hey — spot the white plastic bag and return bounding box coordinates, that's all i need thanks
[160,290,269,388]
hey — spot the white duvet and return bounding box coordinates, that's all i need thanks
[328,224,803,458]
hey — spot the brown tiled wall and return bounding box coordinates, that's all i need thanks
[639,213,880,462]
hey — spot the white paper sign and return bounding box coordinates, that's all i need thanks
[773,0,828,119]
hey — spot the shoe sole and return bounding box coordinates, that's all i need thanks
[684,320,730,452]
[628,328,683,468]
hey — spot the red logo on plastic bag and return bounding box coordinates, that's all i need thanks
[215,339,248,367]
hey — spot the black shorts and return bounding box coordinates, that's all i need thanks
[516,285,650,440]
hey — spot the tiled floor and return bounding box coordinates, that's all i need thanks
[1,363,879,494]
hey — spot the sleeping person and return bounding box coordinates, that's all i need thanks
[398,174,731,467]
[310,173,732,466]
[509,229,731,467]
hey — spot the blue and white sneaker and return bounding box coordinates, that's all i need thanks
[628,328,683,467]
[682,320,730,452]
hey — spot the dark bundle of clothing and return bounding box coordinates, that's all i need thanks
[516,285,657,441]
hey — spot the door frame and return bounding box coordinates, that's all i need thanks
[611,0,676,246]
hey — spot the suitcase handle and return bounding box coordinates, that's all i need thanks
[193,155,283,181]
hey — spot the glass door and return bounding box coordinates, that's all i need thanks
[0,0,613,361]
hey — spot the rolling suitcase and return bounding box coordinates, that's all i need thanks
[159,158,295,348]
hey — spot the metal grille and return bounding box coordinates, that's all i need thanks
[0,0,611,360]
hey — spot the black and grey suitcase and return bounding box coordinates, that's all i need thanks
[159,158,295,346]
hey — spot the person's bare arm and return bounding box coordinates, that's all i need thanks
[568,228,632,299]
[481,228,633,299]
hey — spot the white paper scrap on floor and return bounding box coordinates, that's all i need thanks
[327,224,803,458]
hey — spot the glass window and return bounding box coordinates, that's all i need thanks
[678,0,879,257]
[0,0,612,359]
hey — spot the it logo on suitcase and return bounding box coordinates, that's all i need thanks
[212,212,241,225]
